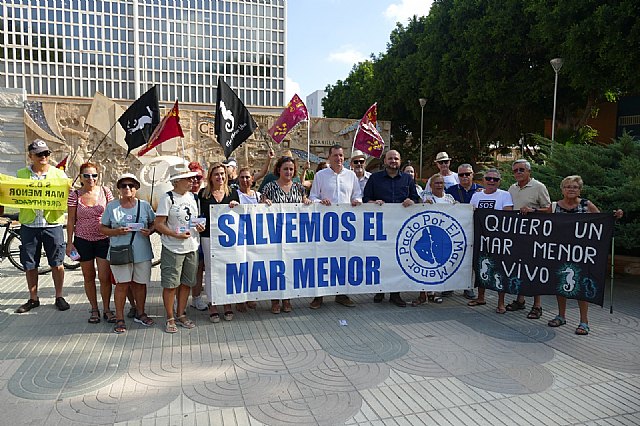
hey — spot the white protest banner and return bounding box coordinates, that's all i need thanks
[207,203,474,303]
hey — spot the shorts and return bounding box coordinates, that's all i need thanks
[20,225,65,270]
[198,244,204,261]
[160,246,198,289]
[110,260,152,285]
[74,236,109,261]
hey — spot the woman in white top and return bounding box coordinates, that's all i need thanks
[467,168,514,313]
[401,164,423,195]
[234,166,259,312]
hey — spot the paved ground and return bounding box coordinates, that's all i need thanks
[0,262,639,426]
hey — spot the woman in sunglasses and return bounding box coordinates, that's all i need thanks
[66,163,115,324]
[100,173,156,334]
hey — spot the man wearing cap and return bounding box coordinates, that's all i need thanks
[308,144,362,309]
[223,158,239,190]
[154,163,205,333]
[426,152,459,191]
[350,149,371,193]
[10,140,70,313]
[445,163,483,299]
[363,150,420,307]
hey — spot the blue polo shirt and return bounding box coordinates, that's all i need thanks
[446,183,484,204]
[363,170,421,203]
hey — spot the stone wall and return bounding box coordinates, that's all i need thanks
[0,88,27,176]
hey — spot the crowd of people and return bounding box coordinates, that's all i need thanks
[4,139,623,337]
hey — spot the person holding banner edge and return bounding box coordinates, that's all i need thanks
[506,159,551,319]
[363,149,420,307]
[547,175,623,335]
[6,140,70,313]
[261,156,312,313]
[308,145,362,310]
[198,162,240,322]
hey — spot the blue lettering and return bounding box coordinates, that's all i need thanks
[317,257,329,287]
[270,260,286,290]
[329,257,346,286]
[453,240,465,252]
[299,212,321,242]
[249,261,268,292]
[226,262,248,294]
[266,213,283,243]
[293,258,315,289]
[285,212,298,243]
[322,212,339,242]
[348,257,363,286]
[255,213,267,244]
[363,212,375,241]
[376,212,387,241]
[341,212,356,241]
[365,256,381,284]
[218,215,236,247]
[237,214,255,246]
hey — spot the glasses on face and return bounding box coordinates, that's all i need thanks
[193,175,203,181]
[437,160,449,165]
[118,183,137,189]
[485,176,501,182]
[352,160,365,165]
[458,172,472,177]
[36,151,51,158]
[82,173,98,179]
[512,167,526,173]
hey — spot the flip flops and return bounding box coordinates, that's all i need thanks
[467,300,486,307]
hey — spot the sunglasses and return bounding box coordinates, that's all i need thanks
[36,151,51,157]
[118,183,137,189]
[512,168,526,173]
[437,160,449,164]
[485,176,501,182]
[193,176,203,181]
[458,172,472,177]
[82,173,98,179]
[352,160,365,165]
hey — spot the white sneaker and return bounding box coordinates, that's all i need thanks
[191,295,208,311]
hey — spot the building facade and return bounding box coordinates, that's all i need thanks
[0,0,286,107]
[306,89,326,117]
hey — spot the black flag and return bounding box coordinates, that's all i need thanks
[215,78,257,158]
[118,86,160,155]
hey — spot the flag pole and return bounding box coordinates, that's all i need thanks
[609,235,615,314]
[71,120,119,185]
[149,166,156,208]
[306,117,311,161]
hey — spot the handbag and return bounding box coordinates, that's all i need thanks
[109,200,140,265]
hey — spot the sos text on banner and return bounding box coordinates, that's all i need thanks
[473,209,614,306]
[207,203,474,303]
[0,173,70,210]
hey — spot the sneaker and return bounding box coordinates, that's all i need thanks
[191,295,208,311]
[463,289,476,300]
[55,297,70,311]
[309,297,323,310]
[16,298,40,313]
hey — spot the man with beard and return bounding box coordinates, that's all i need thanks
[363,150,420,307]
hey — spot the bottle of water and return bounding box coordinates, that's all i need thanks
[69,249,80,261]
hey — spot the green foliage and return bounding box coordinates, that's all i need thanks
[500,132,640,254]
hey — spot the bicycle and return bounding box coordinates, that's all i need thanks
[0,214,81,274]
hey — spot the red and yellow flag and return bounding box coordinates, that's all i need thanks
[267,94,309,143]
[353,103,384,158]
[138,100,184,156]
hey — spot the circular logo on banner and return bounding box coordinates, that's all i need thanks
[396,211,467,285]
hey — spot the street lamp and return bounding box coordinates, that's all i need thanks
[419,98,427,179]
[550,58,563,154]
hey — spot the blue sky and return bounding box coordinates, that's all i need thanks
[286,0,433,101]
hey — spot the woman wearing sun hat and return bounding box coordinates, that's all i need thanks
[154,163,205,333]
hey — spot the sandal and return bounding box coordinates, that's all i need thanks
[113,319,126,334]
[88,308,101,324]
[506,300,526,311]
[165,318,178,333]
[223,311,234,321]
[575,322,590,335]
[103,310,117,323]
[134,313,155,327]
[127,305,137,318]
[411,295,428,307]
[428,294,443,304]
[271,303,281,314]
[495,306,506,314]
[527,306,542,319]
[177,315,196,329]
[548,315,566,327]
[467,300,486,307]
[209,312,220,323]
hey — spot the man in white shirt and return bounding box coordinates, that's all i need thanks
[309,144,362,309]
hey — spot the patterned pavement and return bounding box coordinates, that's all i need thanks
[0,264,639,425]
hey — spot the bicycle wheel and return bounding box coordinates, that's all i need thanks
[6,232,52,274]
[150,231,162,267]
